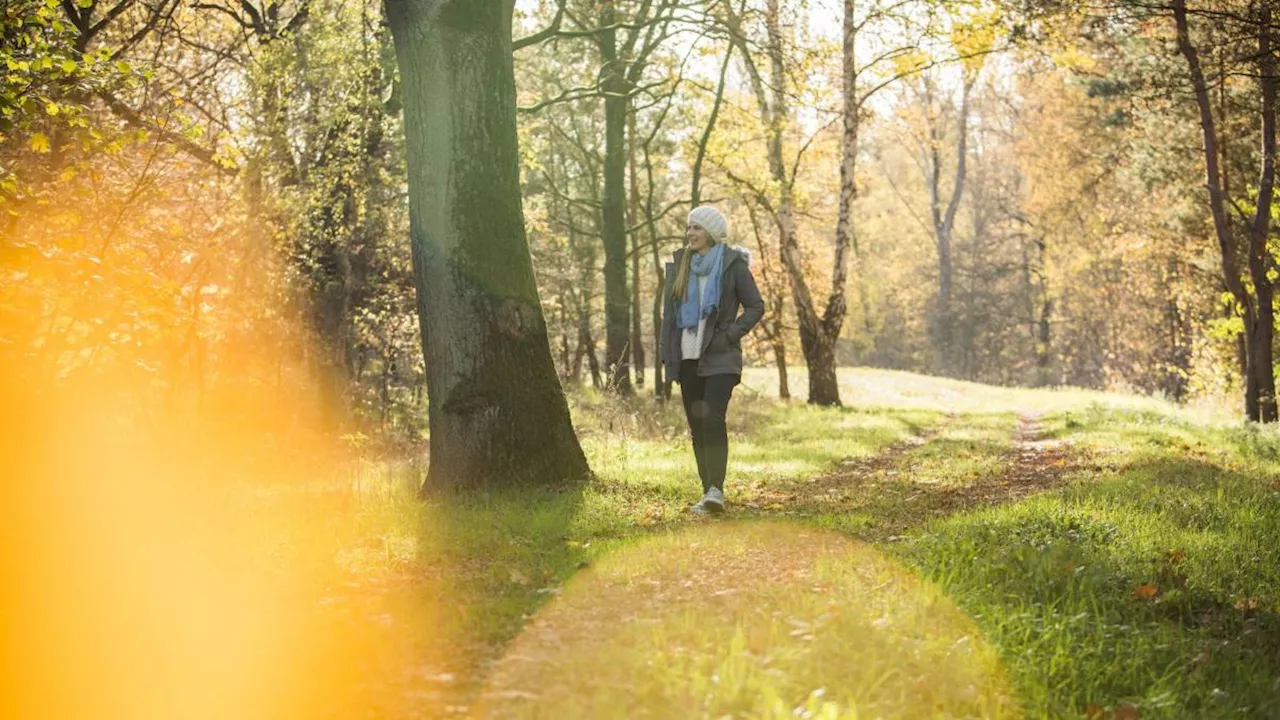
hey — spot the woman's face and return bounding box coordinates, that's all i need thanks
[686,222,713,254]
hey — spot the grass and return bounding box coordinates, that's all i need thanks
[250,368,1279,718]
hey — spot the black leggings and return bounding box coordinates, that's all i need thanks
[678,360,740,492]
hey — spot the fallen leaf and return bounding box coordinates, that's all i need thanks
[1133,583,1159,600]
[1085,703,1107,719]
[1235,597,1259,611]
[1115,702,1140,719]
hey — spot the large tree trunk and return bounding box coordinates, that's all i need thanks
[384,0,589,489]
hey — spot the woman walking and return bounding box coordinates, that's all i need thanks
[660,206,764,514]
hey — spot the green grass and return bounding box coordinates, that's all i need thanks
[902,403,1280,719]
[272,368,1280,718]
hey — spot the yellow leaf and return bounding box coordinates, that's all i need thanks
[29,133,50,153]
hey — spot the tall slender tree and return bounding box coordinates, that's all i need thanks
[1172,0,1277,422]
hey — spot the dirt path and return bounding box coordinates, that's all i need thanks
[922,410,1078,510]
[390,411,1089,717]
[735,410,1084,538]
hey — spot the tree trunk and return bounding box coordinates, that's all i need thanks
[726,0,856,406]
[644,146,670,400]
[774,342,790,400]
[558,298,571,380]
[745,195,790,401]
[927,76,972,370]
[627,108,645,387]
[1247,3,1278,421]
[384,0,588,489]
[800,331,839,405]
[1174,0,1277,422]
[580,321,603,390]
[599,0,632,394]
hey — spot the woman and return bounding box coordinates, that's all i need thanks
[660,205,764,514]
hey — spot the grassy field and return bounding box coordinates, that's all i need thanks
[262,368,1280,719]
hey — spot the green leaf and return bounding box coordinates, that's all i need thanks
[115,60,130,74]
[60,58,75,74]
[75,0,93,7]
[29,132,50,153]
[45,100,59,115]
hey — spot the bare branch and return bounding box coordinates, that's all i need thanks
[514,0,565,51]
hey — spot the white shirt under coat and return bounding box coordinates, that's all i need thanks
[681,273,710,361]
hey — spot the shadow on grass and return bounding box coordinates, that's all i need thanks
[331,479,589,718]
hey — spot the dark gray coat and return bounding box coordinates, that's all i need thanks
[660,245,765,378]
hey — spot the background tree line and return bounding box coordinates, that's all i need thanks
[7,0,1280,488]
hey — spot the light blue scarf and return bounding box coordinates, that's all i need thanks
[676,243,724,330]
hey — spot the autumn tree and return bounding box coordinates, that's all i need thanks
[1170,0,1277,421]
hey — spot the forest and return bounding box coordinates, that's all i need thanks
[5,0,1280,717]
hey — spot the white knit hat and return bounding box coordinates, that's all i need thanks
[688,205,729,242]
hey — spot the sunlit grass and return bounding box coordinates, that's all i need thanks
[478,523,1021,719]
[18,360,1279,718]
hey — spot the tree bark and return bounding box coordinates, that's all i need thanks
[599,0,633,394]
[1247,3,1278,421]
[773,342,790,399]
[643,145,671,400]
[384,0,589,489]
[1173,0,1277,421]
[627,108,646,387]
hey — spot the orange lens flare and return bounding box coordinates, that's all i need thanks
[2,208,434,720]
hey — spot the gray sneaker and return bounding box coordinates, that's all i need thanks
[702,487,726,514]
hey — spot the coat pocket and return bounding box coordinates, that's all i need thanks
[709,328,731,352]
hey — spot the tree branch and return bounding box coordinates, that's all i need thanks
[514,0,565,51]
[96,89,237,176]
